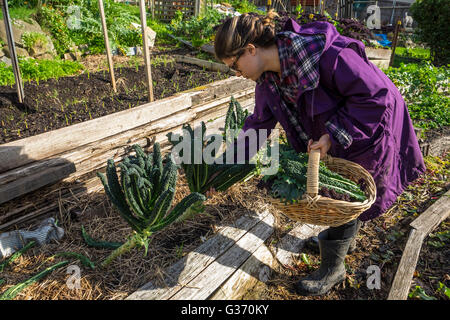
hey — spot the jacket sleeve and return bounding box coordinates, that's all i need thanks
[324,47,389,150]
[233,86,278,163]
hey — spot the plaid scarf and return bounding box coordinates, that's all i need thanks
[257,32,326,145]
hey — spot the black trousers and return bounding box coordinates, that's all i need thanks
[327,219,362,240]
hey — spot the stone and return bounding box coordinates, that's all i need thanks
[0,47,4,58]
[0,56,11,66]
[130,23,156,48]
[3,45,29,58]
[35,53,54,60]
[0,18,56,58]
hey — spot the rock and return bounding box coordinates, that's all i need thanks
[0,18,56,59]
[130,23,156,48]
[0,56,11,66]
[35,53,54,60]
[3,45,29,58]
[0,47,4,58]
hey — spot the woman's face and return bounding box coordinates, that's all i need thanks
[223,44,263,81]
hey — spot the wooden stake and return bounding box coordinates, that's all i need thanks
[2,0,24,103]
[139,0,154,102]
[389,19,401,67]
[98,0,116,93]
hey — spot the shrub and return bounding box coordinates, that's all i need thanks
[410,0,450,66]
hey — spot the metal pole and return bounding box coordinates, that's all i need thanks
[98,0,117,93]
[2,0,24,103]
[390,0,397,25]
[139,0,154,102]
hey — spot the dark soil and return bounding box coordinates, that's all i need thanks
[0,58,229,144]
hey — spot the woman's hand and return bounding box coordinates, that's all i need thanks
[307,134,331,159]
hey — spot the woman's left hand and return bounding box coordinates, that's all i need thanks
[308,134,331,159]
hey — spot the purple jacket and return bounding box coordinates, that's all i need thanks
[241,19,426,221]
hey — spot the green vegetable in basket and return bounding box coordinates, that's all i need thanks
[263,144,367,204]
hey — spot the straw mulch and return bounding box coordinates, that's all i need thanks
[0,174,275,300]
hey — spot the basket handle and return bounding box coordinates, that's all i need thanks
[306,149,321,197]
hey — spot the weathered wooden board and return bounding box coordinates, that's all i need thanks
[169,212,275,300]
[0,77,254,174]
[410,190,450,234]
[0,94,193,173]
[388,190,450,300]
[126,210,272,300]
[173,55,233,74]
[387,229,425,300]
[0,77,255,205]
[0,99,255,230]
[209,223,325,300]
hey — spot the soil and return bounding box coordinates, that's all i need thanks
[0,53,229,144]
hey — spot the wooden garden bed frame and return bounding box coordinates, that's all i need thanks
[0,70,256,231]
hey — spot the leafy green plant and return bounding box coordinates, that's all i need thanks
[97,143,206,267]
[0,57,84,86]
[410,0,450,66]
[0,260,69,300]
[385,62,449,130]
[167,122,256,195]
[409,285,437,300]
[223,96,249,144]
[169,8,225,47]
[21,31,48,54]
[35,4,74,56]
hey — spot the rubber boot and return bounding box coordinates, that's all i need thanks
[305,219,362,254]
[295,229,353,296]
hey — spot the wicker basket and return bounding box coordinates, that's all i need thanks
[268,149,377,227]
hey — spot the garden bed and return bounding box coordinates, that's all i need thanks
[0,55,230,144]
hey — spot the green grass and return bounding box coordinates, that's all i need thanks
[0,6,37,23]
[392,46,431,68]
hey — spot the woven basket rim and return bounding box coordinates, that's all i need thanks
[267,154,377,213]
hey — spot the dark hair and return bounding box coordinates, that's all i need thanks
[214,10,278,60]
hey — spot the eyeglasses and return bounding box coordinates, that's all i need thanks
[230,49,246,72]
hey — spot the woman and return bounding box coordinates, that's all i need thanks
[213,12,426,296]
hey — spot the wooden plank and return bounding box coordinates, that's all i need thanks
[0,159,76,204]
[410,190,450,234]
[169,212,275,300]
[0,94,193,173]
[387,228,425,300]
[209,241,274,300]
[173,55,234,74]
[274,223,326,267]
[0,176,103,231]
[0,92,254,205]
[388,191,450,300]
[126,210,271,300]
[210,223,325,300]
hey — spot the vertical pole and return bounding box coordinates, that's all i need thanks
[389,19,401,67]
[2,0,24,103]
[139,0,154,102]
[98,0,117,93]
